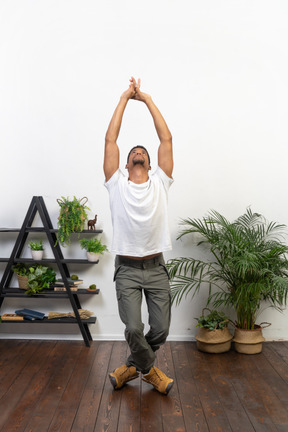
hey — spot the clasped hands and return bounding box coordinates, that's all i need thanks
[121,77,150,103]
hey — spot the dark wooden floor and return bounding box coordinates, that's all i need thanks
[0,340,288,432]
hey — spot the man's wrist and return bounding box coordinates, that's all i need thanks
[143,95,153,105]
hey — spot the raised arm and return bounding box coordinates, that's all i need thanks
[133,78,173,178]
[104,80,137,181]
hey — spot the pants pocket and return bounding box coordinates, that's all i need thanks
[113,265,123,282]
[159,263,170,280]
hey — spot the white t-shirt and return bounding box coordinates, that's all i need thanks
[104,166,174,257]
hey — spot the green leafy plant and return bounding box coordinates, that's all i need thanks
[28,240,44,251]
[89,284,97,290]
[167,208,288,330]
[26,265,56,296]
[13,264,56,296]
[56,196,90,246]
[12,263,29,276]
[196,309,229,331]
[80,238,108,254]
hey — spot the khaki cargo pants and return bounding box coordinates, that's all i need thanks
[114,254,171,374]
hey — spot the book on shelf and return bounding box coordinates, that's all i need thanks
[54,286,78,292]
[56,278,83,286]
[1,314,24,321]
[15,308,45,320]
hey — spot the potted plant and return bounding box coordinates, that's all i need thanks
[195,309,232,353]
[13,264,56,296]
[79,238,108,262]
[12,264,29,289]
[167,209,288,354]
[28,240,44,260]
[56,196,90,246]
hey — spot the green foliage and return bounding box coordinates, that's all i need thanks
[28,240,44,251]
[195,309,229,331]
[167,208,288,330]
[89,284,97,290]
[13,264,56,296]
[26,265,56,296]
[56,196,90,246]
[13,263,29,276]
[71,274,79,280]
[80,238,108,254]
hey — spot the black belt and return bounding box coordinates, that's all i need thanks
[116,254,163,269]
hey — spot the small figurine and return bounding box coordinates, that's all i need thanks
[88,215,97,230]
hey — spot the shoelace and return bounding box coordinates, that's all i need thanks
[152,368,164,382]
[120,367,129,376]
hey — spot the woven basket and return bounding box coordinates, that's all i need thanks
[233,325,267,354]
[195,327,233,353]
[17,275,29,290]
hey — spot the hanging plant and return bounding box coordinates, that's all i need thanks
[56,196,90,246]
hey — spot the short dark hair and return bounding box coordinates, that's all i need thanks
[127,146,151,165]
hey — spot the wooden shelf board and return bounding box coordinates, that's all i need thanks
[1,288,100,298]
[0,228,103,233]
[13,258,99,264]
[0,316,97,324]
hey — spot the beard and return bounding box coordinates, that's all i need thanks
[132,159,145,166]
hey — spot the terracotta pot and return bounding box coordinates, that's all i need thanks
[233,325,267,354]
[195,327,233,353]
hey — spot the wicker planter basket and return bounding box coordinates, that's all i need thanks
[17,275,29,290]
[233,324,270,354]
[195,327,233,353]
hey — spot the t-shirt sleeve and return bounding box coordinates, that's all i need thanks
[104,169,121,192]
[154,166,174,192]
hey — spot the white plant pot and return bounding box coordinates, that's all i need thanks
[31,250,44,260]
[87,252,100,262]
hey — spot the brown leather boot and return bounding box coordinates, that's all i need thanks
[109,365,139,389]
[142,366,174,395]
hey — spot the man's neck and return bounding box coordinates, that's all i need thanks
[128,166,149,184]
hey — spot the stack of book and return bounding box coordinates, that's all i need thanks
[53,278,83,292]
[15,309,45,320]
[1,314,24,321]
[1,309,46,321]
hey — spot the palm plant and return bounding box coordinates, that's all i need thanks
[167,208,288,329]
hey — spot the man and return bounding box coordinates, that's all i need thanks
[104,77,174,395]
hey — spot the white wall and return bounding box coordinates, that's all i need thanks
[1,0,288,341]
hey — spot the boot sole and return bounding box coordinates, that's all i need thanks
[109,373,139,390]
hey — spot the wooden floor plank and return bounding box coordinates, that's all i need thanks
[226,350,280,432]
[252,346,288,407]
[205,349,263,432]
[170,341,209,432]
[1,340,288,432]
[47,342,100,432]
[93,341,129,432]
[266,342,288,367]
[262,344,288,385]
[186,343,233,431]
[24,341,86,432]
[71,341,114,432]
[157,343,186,432]
[0,340,57,431]
[0,339,30,399]
[2,340,70,432]
[117,374,141,432]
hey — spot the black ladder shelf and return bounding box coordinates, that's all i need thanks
[0,196,103,347]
